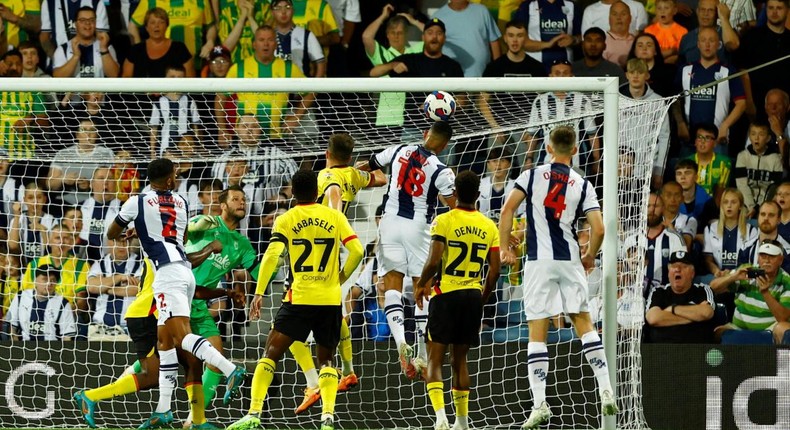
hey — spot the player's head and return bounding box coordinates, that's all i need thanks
[220,185,248,221]
[547,125,578,157]
[454,170,481,206]
[147,158,177,190]
[327,133,355,163]
[291,170,319,203]
[34,264,60,298]
[425,120,453,153]
[673,159,698,191]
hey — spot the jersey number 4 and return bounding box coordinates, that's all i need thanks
[292,238,336,273]
[397,157,426,197]
[446,241,487,278]
[544,183,567,219]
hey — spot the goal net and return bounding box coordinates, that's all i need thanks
[0,77,669,429]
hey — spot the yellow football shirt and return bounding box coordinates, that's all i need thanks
[318,166,372,214]
[21,255,89,308]
[216,0,268,63]
[430,208,500,295]
[225,56,305,138]
[256,203,358,306]
[1,91,45,160]
[124,258,157,319]
[131,0,215,65]
[2,0,40,47]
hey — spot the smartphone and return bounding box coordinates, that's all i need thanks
[746,268,766,278]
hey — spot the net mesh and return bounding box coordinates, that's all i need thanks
[0,80,669,429]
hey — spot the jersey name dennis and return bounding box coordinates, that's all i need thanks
[453,226,488,240]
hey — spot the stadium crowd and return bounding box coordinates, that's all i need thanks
[0,0,789,346]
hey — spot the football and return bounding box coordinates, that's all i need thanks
[423,90,456,121]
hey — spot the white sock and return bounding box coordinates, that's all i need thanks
[156,348,178,413]
[580,331,613,394]
[384,290,406,348]
[435,408,447,424]
[321,413,333,422]
[414,296,429,361]
[527,342,549,407]
[305,367,319,389]
[455,414,469,428]
[181,333,236,376]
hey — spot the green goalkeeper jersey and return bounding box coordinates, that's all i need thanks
[186,215,260,316]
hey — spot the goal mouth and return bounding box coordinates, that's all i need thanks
[0,77,669,430]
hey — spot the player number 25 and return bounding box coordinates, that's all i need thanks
[446,241,487,278]
[292,238,336,273]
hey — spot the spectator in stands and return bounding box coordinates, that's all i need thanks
[775,182,790,241]
[478,146,516,223]
[86,238,141,336]
[324,0,360,77]
[582,0,648,34]
[627,32,676,97]
[645,250,715,343]
[219,26,315,145]
[0,148,24,237]
[40,0,108,58]
[513,0,582,70]
[129,0,216,71]
[362,7,424,136]
[432,0,501,77]
[21,224,89,328]
[5,265,76,341]
[52,7,119,78]
[48,118,114,207]
[677,28,746,149]
[58,92,131,151]
[79,167,120,263]
[623,193,687,288]
[197,179,223,216]
[703,188,758,277]
[711,239,790,344]
[524,60,600,174]
[603,1,634,68]
[678,0,739,65]
[675,159,718,225]
[621,58,670,188]
[737,0,790,120]
[572,27,626,85]
[272,0,326,77]
[122,8,195,78]
[687,123,731,203]
[0,50,48,160]
[738,201,790,272]
[268,0,341,54]
[721,0,756,34]
[764,89,789,162]
[643,0,687,64]
[735,120,783,216]
[202,45,232,78]
[18,42,49,77]
[0,0,41,52]
[148,65,201,159]
[212,0,265,64]
[660,181,698,249]
[0,251,21,322]
[60,205,86,258]
[370,19,464,135]
[8,184,56,267]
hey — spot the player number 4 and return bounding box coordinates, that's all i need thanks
[544,183,567,219]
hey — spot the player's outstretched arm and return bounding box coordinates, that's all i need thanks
[369,169,388,187]
[340,237,364,285]
[255,240,286,297]
[415,239,445,308]
[326,185,344,212]
[482,246,501,303]
[106,220,126,241]
[498,188,526,265]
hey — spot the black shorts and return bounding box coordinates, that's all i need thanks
[427,289,484,346]
[274,303,342,349]
[127,315,158,359]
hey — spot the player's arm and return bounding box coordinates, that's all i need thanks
[340,236,364,285]
[483,242,501,304]
[249,238,287,320]
[186,240,223,267]
[440,194,457,209]
[368,170,387,188]
[325,184,343,212]
[499,187,526,265]
[582,209,604,270]
[108,197,138,240]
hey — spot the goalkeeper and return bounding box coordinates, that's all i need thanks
[291,133,387,414]
[414,171,501,430]
[73,187,260,429]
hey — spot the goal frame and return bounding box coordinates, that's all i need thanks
[3,76,621,430]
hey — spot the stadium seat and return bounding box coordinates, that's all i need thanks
[721,329,773,345]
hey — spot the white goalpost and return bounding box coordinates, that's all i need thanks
[0,77,669,429]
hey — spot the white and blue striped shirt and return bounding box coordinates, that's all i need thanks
[115,190,188,269]
[514,163,600,261]
[6,290,76,341]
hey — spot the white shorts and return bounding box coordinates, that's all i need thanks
[522,260,589,320]
[152,262,196,326]
[378,214,430,278]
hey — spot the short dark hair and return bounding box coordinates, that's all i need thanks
[455,170,480,205]
[165,64,187,76]
[749,119,771,133]
[219,185,245,204]
[583,27,606,39]
[77,5,96,15]
[291,170,318,202]
[328,133,355,162]
[487,145,514,162]
[504,20,526,31]
[17,41,38,52]
[147,158,175,183]
[693,122,719,139]
[199,178,223,193]
[35,264,61,282]
[386,15,409,31]
[549,125,576,154]
[430,120,453,141]
[2,49,22,62]
[675,158,698,172]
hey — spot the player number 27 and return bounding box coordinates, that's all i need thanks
[544,183,567,219]
[446,241,487,278]
[292,238,335,273]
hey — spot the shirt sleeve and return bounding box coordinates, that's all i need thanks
[306,32,325,62]
[483,6,502,42]
[356,168,373,188]
[367,40,384,65]
[697,284,715,307]
[116,196,139,227]
[370,144,401,171]
[96,1,110,32]
[489,220,500,252]
[59,301,77,338]
[344,0,361,22]
[582,180,601,214]
[6,294,20,329]
[435,167,456,197]
[645,285,668,311]
[430,215,447,243]
[513,170,532,196]
[52,46,68,69]
[41,0,51,32]
[130,0,147,26]
[338,211,358,245]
